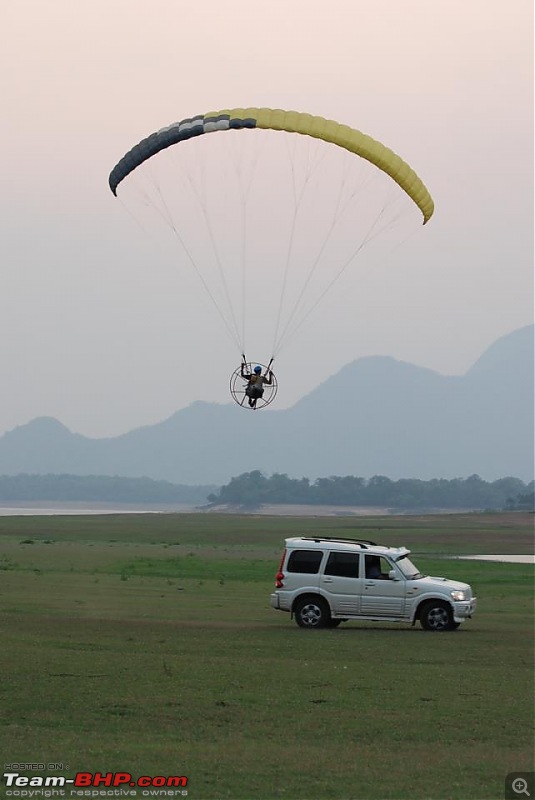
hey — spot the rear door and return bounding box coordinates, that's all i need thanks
[320,551,361,615]
[284,549,322,592]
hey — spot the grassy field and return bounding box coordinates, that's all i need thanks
[0,512,533,800]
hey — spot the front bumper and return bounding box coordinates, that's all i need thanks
[453,597,477,621]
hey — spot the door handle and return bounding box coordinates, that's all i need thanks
[365,581,376,587]
[322,578,333,583]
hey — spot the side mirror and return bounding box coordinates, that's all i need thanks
[389,569,400,581]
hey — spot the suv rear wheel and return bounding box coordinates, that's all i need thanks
[419,600,457,631]
[294,596,331,629]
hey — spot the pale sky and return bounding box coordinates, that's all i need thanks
[1,0,533,437]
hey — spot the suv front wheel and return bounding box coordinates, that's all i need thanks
[294,596,332,629]
[419,600,458,632]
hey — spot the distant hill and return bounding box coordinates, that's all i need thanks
[0,325,532,484]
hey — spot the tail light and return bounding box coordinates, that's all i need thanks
[275,549,286,588]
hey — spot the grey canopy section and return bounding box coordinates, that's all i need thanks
[108,113,257,195]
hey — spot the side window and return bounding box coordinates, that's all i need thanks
[365,555,392,579]
[287,549,323,574]
[324,552,360,578]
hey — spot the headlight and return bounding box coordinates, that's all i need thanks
[451,590,466,601]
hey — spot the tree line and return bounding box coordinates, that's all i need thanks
[0,472,532,511]
[207,471,535,511]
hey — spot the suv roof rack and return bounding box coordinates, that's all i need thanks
[300,536,379,549]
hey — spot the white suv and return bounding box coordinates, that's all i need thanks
[270,536,477,631]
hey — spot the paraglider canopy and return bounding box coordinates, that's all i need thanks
[109,107,434,223]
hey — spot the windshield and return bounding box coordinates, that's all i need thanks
[395,556,425,579]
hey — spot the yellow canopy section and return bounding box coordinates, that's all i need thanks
[203,108,434,224]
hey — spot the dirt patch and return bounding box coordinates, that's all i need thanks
[204,503,393,516]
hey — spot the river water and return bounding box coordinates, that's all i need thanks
[455,554,534,564]
[0,505,194,515]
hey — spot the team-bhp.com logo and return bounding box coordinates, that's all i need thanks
[3,771,188,796]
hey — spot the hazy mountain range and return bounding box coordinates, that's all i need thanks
[1,325,533,484]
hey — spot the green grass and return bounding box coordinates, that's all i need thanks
[0,512,533,800]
